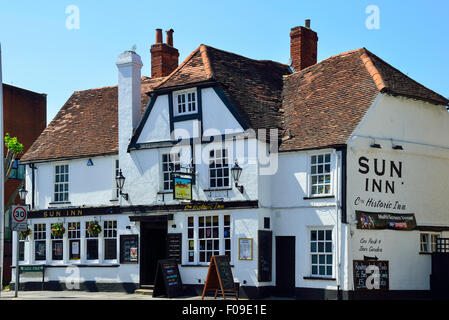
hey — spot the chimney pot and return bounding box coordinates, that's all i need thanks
[166,29,174,47]
[305,19,311,29]
[155,29,163,44]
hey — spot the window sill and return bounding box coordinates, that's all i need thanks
[48,201,71,205]
[110,199,119,202]
[303,276,336,281]
[204,188,232,192]
[419,252,432,255]
[158,191,173,194]
[303,195,335,200]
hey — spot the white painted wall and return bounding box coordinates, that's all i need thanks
[137,94,170,143]
[346,94,449,291]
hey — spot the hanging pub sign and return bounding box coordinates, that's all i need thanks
[353,260,389,291]
[152,259,183,298]
[356,210,417,231]
[202,255,238,300]
[173,176,192,200]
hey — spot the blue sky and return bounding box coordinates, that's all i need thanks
[1,0,448,123]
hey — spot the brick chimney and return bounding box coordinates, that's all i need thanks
[150,28,179,78]
[290,19,318,71]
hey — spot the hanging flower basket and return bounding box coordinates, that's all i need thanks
[87,221,102,237]
[51,223,66,238]
[19,225,32,239]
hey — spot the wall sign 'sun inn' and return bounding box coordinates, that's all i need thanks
[356,210,417,230]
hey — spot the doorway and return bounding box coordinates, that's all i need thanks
[140,220,167,287]
[275,236,296,297]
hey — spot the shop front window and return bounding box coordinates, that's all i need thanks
[186,214,231,264]
[68,222,80,260]
[51,223,64,261]
[34,223,46,261]
[104,220,117,260]
[85,221,99,260]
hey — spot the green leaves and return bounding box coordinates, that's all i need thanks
[4,133,24,155]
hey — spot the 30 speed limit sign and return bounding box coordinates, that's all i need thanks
[11,205,29,231]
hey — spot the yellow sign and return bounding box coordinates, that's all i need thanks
[173,177,192,200]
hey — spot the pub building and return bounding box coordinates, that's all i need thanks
[13,22,449,299]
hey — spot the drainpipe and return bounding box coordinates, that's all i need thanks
[29,164,36,209]
[335,151,342,300]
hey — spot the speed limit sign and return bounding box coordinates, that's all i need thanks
[11,205,29,231]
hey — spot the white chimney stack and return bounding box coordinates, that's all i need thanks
[116,51,143,153]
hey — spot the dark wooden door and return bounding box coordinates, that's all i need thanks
[140,222,167,286]
[275,236,295,297]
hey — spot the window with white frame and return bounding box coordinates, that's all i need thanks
[85,221,99,260]
[34,223,46,261]
[174,90,197,116]
[161,153,181,191]
[310,228,333,277]
[54,164,69,202]
[310,153,332,196]
[420,233,440,253]
[68,222,80,260]
[209,149,230,189]
[104,220,117,260]
[51,223,64,261]
[186,214,231,264]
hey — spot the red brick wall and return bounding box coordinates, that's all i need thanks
[290,26,318,71]
[2,84,46,284]
[150,43,179,78]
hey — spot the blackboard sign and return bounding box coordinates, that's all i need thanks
[353,260,389,291]
[152,259,183,298]
[201,255,238,300]
[167,233,182,264]
[120,235,139,264]
[258,230,272,282]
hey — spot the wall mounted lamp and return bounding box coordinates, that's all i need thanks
[115,169,129,201]
[231,160,244,194]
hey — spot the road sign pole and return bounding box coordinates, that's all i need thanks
[15,231,19,297]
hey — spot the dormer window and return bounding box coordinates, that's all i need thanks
[174,89,197,116]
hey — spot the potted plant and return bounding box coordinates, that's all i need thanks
[51,222,66,238]
[87,221,102,237]
[19,225,32,239]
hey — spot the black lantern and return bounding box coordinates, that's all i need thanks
[115,169,128,200]
[231,161,244,193]
[18,186,28,203]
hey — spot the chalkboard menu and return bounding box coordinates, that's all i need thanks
[258,230,272,282]
[120,235,139,264]
[353,260,389,291]
[167,233,182,264]
[202,255,238,300]
[152,259,183,298]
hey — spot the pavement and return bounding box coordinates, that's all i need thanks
[0,289,251,300]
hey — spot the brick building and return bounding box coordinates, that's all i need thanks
[2,83,46,284]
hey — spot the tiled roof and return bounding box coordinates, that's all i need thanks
[22,45,449,162]
[279,48,449,151]
[156,45,292,131]
[21,77,163,162]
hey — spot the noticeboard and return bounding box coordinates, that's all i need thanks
[152,259,183,298]
[353,260,389,291]
[167,233,182,264]
[258,230,272,282]
[201,255,238,300]
[120,235,139,264]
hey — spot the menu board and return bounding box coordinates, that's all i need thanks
[258,230,272,282]
[152,259,183,298]
[120,235,139,264]
[201,255,238,300]
[353,260,389,291]
[167,233,182,264]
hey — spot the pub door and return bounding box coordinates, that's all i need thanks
[140,221,167,287]
[275,236,296,297]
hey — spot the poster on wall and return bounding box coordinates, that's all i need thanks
[239,238,253,260]
[173,177,192,200]
[356,210,416,231]
[353,260,389,291]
